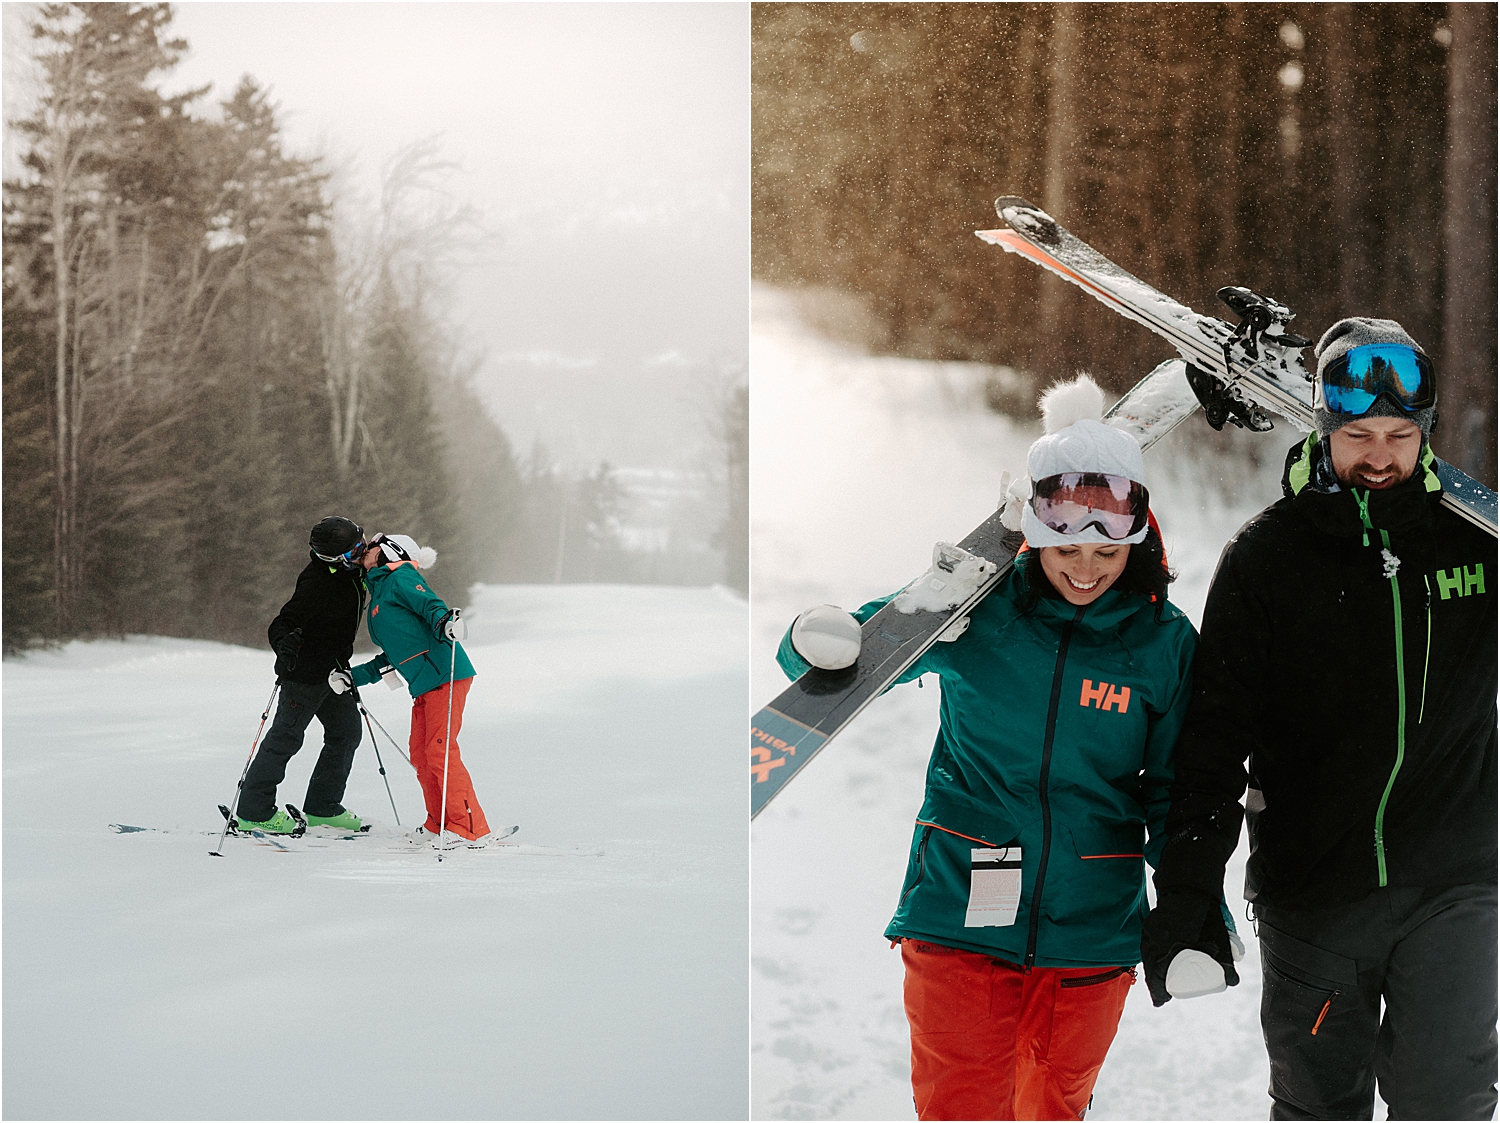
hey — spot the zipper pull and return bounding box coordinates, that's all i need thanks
[1354,488,1372,548]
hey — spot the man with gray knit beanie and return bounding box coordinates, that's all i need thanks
[1142,316,1497,1118]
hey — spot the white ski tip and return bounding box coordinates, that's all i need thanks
[1166,949,1228,999]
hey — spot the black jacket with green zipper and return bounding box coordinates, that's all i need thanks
[267,557,367,685]
[1168,435,1496,909]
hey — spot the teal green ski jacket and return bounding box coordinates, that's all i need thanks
[351,561,475,698]
[777,559,1197,968]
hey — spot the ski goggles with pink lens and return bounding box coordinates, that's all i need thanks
[1030,472,1150,541]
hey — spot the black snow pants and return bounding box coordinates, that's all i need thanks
[238,679,362,821]
[1255,882,1497,1120]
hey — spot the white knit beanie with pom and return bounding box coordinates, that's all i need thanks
[377,533,439,569]
[1020,374,1150,548]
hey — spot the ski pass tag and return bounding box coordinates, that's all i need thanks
[964,847,1023,927]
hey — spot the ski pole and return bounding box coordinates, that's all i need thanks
[211,682,281,857]
[439,626,457,847]
[355,694,413,768]
[351,681,401,826]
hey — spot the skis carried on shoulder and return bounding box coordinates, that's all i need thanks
[750,356,1200,819]
[752,193,1497,819]
[977,196,1498,537]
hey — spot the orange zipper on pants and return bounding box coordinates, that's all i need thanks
[408,676,490,839]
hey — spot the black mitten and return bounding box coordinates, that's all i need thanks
[273,627,303,678]
[1141,889,1240,1007]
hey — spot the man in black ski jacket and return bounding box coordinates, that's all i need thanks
[236,516,370,834]
[1141,318,1497,1120]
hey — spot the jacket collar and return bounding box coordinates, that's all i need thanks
[1012,554,1159,632]
[1281,433,1439,538]
[368,560,418,577]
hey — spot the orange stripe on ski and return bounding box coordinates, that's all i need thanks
[977,229,1137,313]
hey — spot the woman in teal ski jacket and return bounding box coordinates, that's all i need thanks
[342,533,492,846]
[352,550,476,696]
[776,377,1209,1121]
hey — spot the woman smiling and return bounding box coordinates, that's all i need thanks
[776,375,1224,1120]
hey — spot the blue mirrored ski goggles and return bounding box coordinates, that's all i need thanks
[1317,343,1435,416]
[315,539,369,569]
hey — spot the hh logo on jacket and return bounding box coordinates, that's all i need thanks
[1434,564,1485,600]
[1080,679,1130,714]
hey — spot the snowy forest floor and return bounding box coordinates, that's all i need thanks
[4,584,748,1120]
[748,285,1380,1120]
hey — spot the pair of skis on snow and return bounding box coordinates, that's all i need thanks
[750,195,1499,819]
[109,816,541,854]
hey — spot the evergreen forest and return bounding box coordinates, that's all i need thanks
[4,3,747,655]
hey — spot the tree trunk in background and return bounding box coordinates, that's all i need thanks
[52,171,72,635]
[1324,4,1374,312]
[1441,1,1497,486]
[1039,5,1080,350]
[1216,8,1246,273]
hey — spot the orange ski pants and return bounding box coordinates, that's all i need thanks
[901,939,1134,1121]
[409,676,489,840]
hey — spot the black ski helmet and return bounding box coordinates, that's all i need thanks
[309,516,364,561]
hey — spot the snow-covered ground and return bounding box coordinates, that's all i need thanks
[750,285,1301,1120]
[4,583,748,1120]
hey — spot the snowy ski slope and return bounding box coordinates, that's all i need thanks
[4,583,748,1120]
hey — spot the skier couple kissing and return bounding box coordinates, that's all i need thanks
[778,318,1496,1121]
[242,517,493,847]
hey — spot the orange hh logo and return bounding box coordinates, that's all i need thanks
[1080,679,1130,714]
[371,605,380,616]
[415,585,425,592]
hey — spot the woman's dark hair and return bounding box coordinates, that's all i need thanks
[1020,525,1176,618]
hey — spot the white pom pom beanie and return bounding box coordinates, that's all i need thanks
[1021,374,1151,548]
[375,533,439,569]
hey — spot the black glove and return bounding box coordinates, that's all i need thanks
[1142,794,1245,1006]
[1141,889,1241,1006]
[273,627,303,678]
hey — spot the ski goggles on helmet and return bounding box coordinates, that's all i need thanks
[1316,343,1435,417]
[315,537,370,570]
[1030,472,1150,541]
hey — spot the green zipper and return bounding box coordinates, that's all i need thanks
[1356,489,1406,887]
[1419,576,1432,725]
